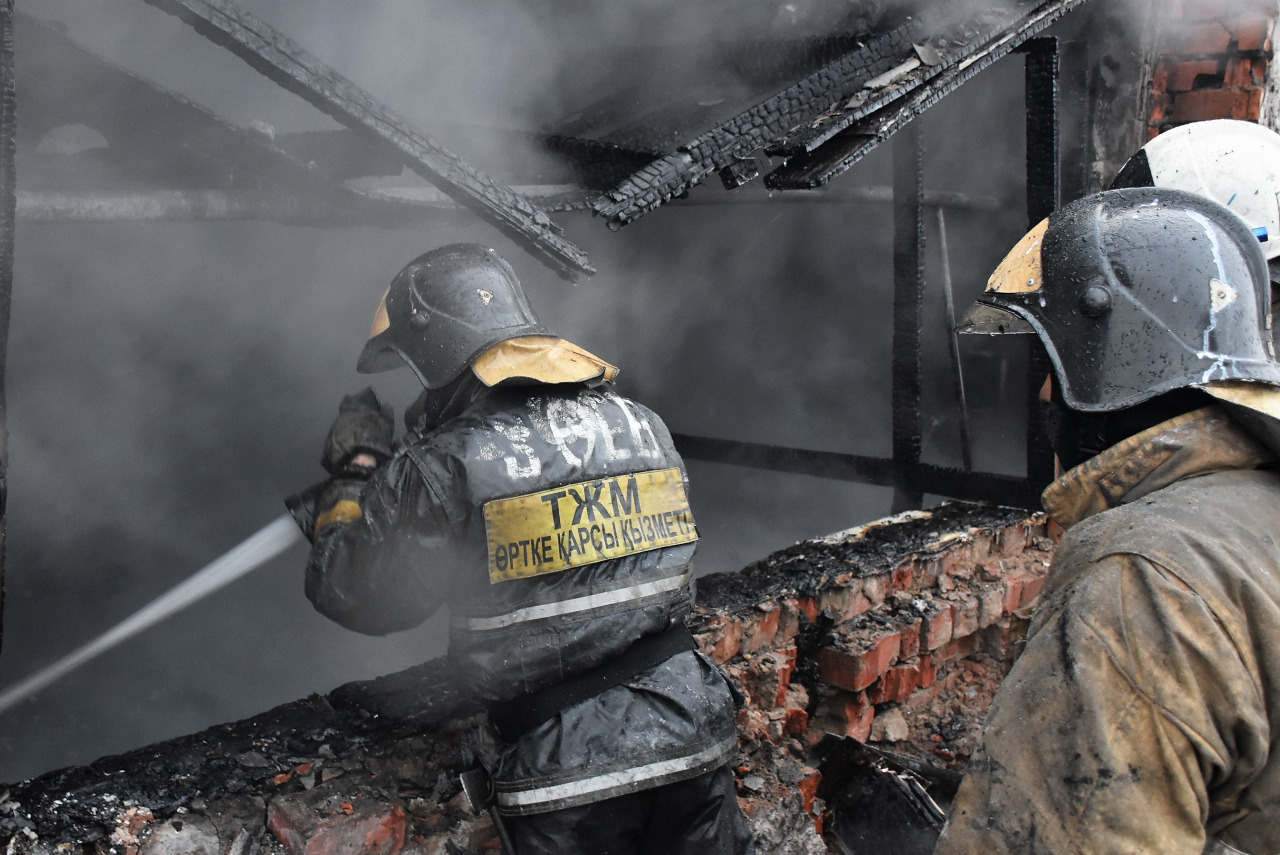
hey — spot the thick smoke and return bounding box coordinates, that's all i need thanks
[0,0,1043,780]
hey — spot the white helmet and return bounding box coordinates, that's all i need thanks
[1112,119,1280,261]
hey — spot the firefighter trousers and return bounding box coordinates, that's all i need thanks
[505,765,754,855]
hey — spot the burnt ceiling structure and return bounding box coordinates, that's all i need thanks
[0,0,1096,650]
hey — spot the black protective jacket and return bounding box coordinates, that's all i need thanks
[305,382,738,816]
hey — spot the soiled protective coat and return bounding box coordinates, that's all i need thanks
[935,406,1280,855]
[305,382,739,817]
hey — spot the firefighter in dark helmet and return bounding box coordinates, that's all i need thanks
[290,244,753,855]
[933,188,1280,855]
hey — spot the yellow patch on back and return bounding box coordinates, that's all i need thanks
[483,467,697,583]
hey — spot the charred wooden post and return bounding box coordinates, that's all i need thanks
[669,433,1038,506]
[0,0,14,652]
[891,123,925,513]
[936,209,973,473]
[1020,37,1061,491]
[140,0,594,281]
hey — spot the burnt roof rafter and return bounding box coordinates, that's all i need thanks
[592,0,1093,227]
[18,11,357,206]
[768,0,1091,190]
[138,0,594,281]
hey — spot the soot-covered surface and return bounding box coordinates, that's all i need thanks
[694,502,1030,614]
[1,659,473,845]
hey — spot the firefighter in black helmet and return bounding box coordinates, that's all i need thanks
[292,244,753,855]
[934,188,1280,855]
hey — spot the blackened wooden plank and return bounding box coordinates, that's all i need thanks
[141,0,594,280]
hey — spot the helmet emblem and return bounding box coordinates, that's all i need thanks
[1210,278,1238,313]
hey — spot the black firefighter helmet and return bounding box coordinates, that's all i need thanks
[959,187,1280,422]
[357,243,616,389]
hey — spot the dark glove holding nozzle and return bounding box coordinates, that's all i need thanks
[322,388,395,476]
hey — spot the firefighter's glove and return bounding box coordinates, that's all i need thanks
[284,479,327,541]
[322,388,394,476]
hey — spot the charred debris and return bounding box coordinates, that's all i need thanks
[0,503,1054,854]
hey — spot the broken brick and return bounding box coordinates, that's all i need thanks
[268,783,406,855]
[1224,56,1259,87]
[796,769,822,817]
[982,617,1030,662]
[1170,87,1263,122]
[862,574,888,605]
[1163,58,1222,91]
[868,662,920,704]
[969,532,995,564]
[996,524,1029,559]
[700,616,742,664]
[1016,574,1048,612]
[924,606,953,651]
[950,599,980,641]
[1233,18,1273,52]
[977,586,1005,628]
[935,632,980,665]
[891,561,915,593]
[738,647,796,709]
[742,606,781,655]
[796,596,820,623]
[817,629,901,692]
[820,584,872,623]
[782,705,809,737]
[775,598,802,646]
[897,616,922,660]
[916,653,938,689]
[810,690,874,743]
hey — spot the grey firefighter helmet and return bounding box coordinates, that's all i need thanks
[958,187,1280,417]
[358,243,618,390]
[358,244,551,388]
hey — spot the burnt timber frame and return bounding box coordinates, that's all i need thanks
[672,38,1064,513]
[0,0,12,650]
[139,0,594,281]
[1,6,1079,652]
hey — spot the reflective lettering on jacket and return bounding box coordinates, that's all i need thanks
[484,468,698,583]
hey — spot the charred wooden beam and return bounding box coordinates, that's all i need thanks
[140,0,594,281]
[891,124,925,513]
[671,434,1041,510]
[14,184,1004,225]
[766,0,1093,190]
[540,134,662,191]
[16,191,366,224]
[0,0,13,653]
[593,21,925,229]
[14,187,592,224]
[19,11,361,205]
[1022,36,1061,491]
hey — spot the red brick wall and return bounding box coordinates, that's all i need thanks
[692,506,1059,840]
[1147,0,1276,135]
[3,506,1057,855]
